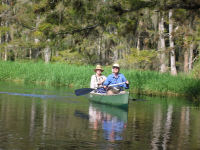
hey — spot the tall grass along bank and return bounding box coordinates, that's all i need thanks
[1,61,200,99]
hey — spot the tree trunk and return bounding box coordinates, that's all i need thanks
[184,49,189,73]
[29,48,32,60]
[4,20,10,61]
[113,48,118,62]
[137,35,140,50]
[34,15,40,59]
[188,43,194,71]
[101,36,106,64]
[55,51,59,57]
[98,37,101,63]
[4,48,7,61]
[14,50,17,60]
[159,14,167,73]
[169,9,177,75]
[44,42,51,63]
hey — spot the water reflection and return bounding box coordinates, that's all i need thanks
[1,81,200,149]
[151,104,174,150]
[177,106,190,150]
[88,103,128,142]
[0,91,73,99]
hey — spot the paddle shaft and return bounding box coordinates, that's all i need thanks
[75,82,126,96]
[95,82,126,90]
[107,82,126,87]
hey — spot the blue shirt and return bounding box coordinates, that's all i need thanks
[103,73,129,89]
[102,119,125,141]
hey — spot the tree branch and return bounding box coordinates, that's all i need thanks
[165,2,200,10]
[110,1,200,15]
[57,24,99,35]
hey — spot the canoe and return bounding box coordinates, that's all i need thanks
[87,91,129,108]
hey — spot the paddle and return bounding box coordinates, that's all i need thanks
[75,82,126,96]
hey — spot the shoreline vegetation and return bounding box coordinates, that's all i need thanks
[1,61,200,100]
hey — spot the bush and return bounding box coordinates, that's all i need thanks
[192,59,200,79]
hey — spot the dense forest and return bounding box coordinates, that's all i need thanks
[0,0,200,76]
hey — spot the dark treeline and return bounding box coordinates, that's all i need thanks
[0,0,200,77]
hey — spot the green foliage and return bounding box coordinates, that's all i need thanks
[191,59,200,79]
[51,50,84,64]
[0,0,199,75]
[33,31,44,39]
[38,23,54,38]
[46,13,60,25]
[33,0,48,13]
[15,2,36,29]
[0,4,9,13]
[173,9,188,23]
[0,26,9,34]
[119,48,158,69]
[0,61,200,99]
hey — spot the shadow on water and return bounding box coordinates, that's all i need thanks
[74,110,89,120]
[129,97,147,101]
[129,93,148,102]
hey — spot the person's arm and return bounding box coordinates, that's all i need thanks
[125,81,129,89]
[103,76,109,86]
[98,76,106,86]
[90,75,96,88]
[121,74,129,89]
[103,75,111,89]
[99,76,106,86]
[102,76,107,84]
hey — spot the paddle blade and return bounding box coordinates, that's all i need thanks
[75,88,94,96]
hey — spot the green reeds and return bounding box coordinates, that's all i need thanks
[123,70,200,99]
[1,61,200,98]
[0,61,93,87]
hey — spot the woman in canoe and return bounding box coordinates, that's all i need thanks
[103,63,129,95]
[90,65,106,93]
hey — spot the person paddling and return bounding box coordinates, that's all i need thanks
[103,63,129,95]
[90,65,106,93]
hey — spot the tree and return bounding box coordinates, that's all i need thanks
[158,12,167,73]
[169,9,177,75]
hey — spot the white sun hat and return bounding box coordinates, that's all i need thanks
[112,63,120,68]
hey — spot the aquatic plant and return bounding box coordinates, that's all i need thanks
[0,61,200,98]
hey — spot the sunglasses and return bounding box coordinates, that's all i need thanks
[112,67,119,69]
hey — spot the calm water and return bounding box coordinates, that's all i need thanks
[0,81,200,150]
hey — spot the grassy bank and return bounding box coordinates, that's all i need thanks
[1,61,200,99]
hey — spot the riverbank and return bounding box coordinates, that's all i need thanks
[0,61,200,99]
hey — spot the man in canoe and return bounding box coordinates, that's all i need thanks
[103,63,129,95]
[90,65,107,93]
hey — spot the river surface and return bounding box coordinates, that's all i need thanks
[0,81,199,150]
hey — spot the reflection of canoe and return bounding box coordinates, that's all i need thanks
[90,102,128,123]
[88,92,129,108]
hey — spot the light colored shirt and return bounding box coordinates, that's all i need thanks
[103,73,129,89]
[90,74,106,89]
